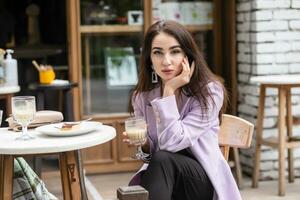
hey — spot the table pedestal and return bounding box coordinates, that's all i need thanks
[0,155,13,200]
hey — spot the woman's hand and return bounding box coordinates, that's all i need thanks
[163,57,195,97]
[122,131,135,146]
[122,131,150,153]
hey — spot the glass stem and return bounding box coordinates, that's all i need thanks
[137,145,142,153]
[22,125,28,136]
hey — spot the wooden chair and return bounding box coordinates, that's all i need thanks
[219,114,254,188]
[219,114,254,160]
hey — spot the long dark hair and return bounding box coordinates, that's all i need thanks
[130,20,227,120]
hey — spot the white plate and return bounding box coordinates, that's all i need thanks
[35,121,103,136]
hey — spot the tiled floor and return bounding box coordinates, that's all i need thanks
[42,168,300,200]
[241,178,300,200]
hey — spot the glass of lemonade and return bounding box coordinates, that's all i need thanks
[125,116,147,159]
[12,96,36,140]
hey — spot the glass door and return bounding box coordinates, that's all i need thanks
[80,0,144,115]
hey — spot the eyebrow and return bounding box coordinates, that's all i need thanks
[151,45,181,51]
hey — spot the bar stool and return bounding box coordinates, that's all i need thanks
[251,74,300,196]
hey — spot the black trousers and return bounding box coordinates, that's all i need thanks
[140,150,214,200]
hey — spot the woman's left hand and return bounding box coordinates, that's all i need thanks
[163,57,195,97]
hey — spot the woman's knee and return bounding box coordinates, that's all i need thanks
[142,151,177,186]
[150,150,174,164]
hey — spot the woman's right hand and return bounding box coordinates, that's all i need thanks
[163,57,195,97]
[122,131,135,146]
[122,131,150,153]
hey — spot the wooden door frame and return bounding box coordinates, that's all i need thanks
[66,0,82,120]
[214,0,237,114]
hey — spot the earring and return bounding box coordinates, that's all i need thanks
[152,71,158,83]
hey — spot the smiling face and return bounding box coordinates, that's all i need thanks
[150,32,186,84]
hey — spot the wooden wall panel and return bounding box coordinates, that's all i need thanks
[81,142,114,164]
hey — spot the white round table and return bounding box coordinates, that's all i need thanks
[250,74,300,196]
[0,125,116,200]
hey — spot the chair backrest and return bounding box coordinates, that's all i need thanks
[218,114,254,161]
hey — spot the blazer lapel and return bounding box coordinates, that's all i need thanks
[144,86,161,149]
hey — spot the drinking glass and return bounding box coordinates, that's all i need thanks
[125,116,148,159]
[12,96,36,140]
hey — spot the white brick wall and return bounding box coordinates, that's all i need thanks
[237,0,300,180]
[237,2,252,12]
[252,42,291,53]
[290,20,300,29]
[252,54,273,64]
[292,42,300,50]
[289,63,300,72]
[275,31,300,40]
[253,64,289,74]
[252,20,289,31]
[237,33,251,42]
[292,0,300,8]
[273,10,300,20]
[253,0,291,9]
[238,64,252,73]
[250,32,274,42]
[252,10,273,21]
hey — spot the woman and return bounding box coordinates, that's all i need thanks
[124,20,241,200]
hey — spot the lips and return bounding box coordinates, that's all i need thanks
[161,69,174,75]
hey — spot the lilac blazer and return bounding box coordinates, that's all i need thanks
[129,82,241,200]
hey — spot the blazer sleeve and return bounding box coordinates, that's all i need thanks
[150,82,223,152]
[132,92,144,117]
